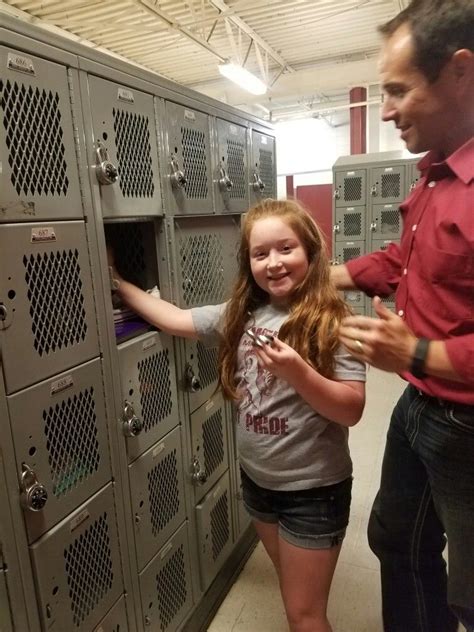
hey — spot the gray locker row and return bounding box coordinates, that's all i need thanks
[0,45,276,223]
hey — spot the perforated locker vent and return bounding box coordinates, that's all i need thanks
[179,233,225,305]
[227,139,245,199]
[210,491,229,561]
[381,173,401,198]
[147,449,180,537]
[138,350,173,432]
[0,80,69,197]
[181,127,208,199]
[381,209,400,234]
[343,213,361,236]
[113,108,154,198]
[23,250,88,357]
[344,177,362,202]
[259,149,274,198]
[197,342,218,390]
[106,223,146,287]
[44,387,100,497]
[203,409,224,479]
[64,512,114,626]
[343,247,361,263]
[155,545,188,632]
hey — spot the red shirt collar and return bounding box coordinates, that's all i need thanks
[417,136,474,184]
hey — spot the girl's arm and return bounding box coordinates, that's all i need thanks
[254,338,365,427]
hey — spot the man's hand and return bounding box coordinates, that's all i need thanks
[339,296,418,373]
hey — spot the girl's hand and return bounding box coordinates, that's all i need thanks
[253,337,305,384]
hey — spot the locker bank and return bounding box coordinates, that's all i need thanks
[0,13,276,631]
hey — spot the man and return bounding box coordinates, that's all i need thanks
[331,1,474,630]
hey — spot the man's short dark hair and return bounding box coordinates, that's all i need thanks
[379,0,474,82]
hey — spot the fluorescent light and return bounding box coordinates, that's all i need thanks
[218,63,267,95]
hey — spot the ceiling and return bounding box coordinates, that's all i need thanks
[0,0,409,124]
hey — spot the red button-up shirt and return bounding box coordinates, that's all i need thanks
[346,137,474,404]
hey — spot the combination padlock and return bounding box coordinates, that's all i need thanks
[218,166,233,192]
[191,456,207,485]
[334,188,341,200]
[252,172,265,193]
[170,156,187,189]
[95,140,118,185]
[122,400,144,438]
[20,464,48,512]
[184,364,201,393]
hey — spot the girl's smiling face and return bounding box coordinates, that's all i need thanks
[249,217,309,306]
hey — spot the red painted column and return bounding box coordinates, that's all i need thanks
[286,175,294,198]
[350,86,367,155]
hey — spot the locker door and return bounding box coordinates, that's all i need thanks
[0,46,83,222]
[369,203,401,241]
[334,170,366,207]
[369,239,397,314]
[370,166,405,204]
[334,241,366,309]
[182,339,219,414]
[334,206,366,241]
[215,119,249,213]
[250,130,276,204]
[408,162,421,192]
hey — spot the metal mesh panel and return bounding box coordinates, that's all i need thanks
[344,177,362,202]
[197,342,218,390]
[381,209,400,234]
[227,139,246,199]
[181,126,208,199]
[179,233,225,305]
[106,223,146,287]
[43,387,100,497]
[155,545,188,632]
[203,409,224,479]
[381,173,401,198]
[64,512,114,626]
[147,449,180,537]
[210,491,230,561]
[0,79,69,197]
[259,149,274,198]
[113,108,154,198]
[23,250,87,357]
[343,212,361,236]
[342,247,361,263]
[138,350,173,432]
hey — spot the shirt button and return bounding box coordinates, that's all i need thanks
[412,224,417,231]
[428,181,436,188]
[403,268,408,275]
[398,309,404,317]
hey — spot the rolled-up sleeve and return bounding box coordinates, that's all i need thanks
[346,242,402,298]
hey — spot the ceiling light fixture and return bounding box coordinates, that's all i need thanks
[218,62,267,95]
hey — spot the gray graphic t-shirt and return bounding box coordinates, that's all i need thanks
[192,302,366,491]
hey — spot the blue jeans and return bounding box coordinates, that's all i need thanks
[368,384,474,632]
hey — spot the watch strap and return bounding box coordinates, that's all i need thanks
[411,337,430,379]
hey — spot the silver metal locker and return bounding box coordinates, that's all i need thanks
[169,215,239,308]
[250,130,276,203]
[92,595,129,632]
[334,241,366,310]
[369,203,401,241]
[0,548,13,632]
[138,522,193,632]
[195,471,233,591]
[334,206,366,241]
[408,162,421,192]
[182,339,219,414]
[164,102,213,215]
[7,358,112,544]
[334,170,366,207]
[0,46,83,223]
[0,221,99,394]
[234,461,252,537]
[369,238,397,314]
[87,75,162,218]
[29,483,123,632]
[117,331,180,463]
[189,393,229,503]
[128,426,186,571]
[369,165,406,204]
[215,118,249,213]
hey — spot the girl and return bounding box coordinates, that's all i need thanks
[109,199,366,632]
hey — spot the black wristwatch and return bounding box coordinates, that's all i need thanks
[411,337,430,379]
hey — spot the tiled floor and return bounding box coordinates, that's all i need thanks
[207,369,467,632]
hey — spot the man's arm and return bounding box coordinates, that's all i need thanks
[330,264,358,290]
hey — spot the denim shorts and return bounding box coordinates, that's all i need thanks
[241,469,352,550]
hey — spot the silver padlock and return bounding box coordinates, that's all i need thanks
[170,156,187,189]
[370,221,378,231]
[20,464,48,512]
[185,364,201,393]
[333,224,340,234]
[371,184,378,196]
[252,171,265,193]
[95,140,118,185]
[122,400,144,438]
[218,166,233,192]
[334,188,341,200]
[191,456,207,485]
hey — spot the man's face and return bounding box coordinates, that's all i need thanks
[379,23,455,155]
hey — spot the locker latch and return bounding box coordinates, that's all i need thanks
[191,457,207,485]
[122,400,144,437]
[20,464,48,512]
[334,188,340,200]
[95,140,118,185]
[170,155,187,189]
[333,224,340,234]
[218,166,233,192]
[184,364,201,393]
[252,172,265,193]
[370,221,377,231]
[371,184,378,196]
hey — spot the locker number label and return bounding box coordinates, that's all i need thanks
[70,509,90,532]
[31,227,56,243]
[184,109,196,121]
[51,375,74,396]
[118,88,134,103]
[7,52,35,75]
